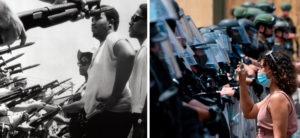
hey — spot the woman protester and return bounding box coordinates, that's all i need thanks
[237,50,298,138]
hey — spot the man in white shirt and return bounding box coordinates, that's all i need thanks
[128,3,147,138]
[83,5,135,138]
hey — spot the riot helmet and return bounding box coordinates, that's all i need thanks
[255,1,275,13]
[218,19,249,45]
[238,18,258,48]
[280,2,292,11]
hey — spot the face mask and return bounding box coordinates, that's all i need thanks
[257,72,271,87]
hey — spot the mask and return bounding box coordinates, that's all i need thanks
[257,72,271,87]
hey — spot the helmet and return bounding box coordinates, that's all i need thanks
[253,13,276,27]
[274,20,290,32]
[244,7,265,19]
[242,1,255,8]
[238,18,257,32]
[233,6,246,19]
[218,19,240,29]
[218,19,249,44]
[280,2,292,11]
[238,19,258,47]
[255,1,276,13]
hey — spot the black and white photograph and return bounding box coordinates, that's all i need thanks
[0,0,147,137]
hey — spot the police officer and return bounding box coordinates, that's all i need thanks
[278,2,296,56]
[252,13,276,59]
[273,20,291,53]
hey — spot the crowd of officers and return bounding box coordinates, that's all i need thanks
[150,0,300,138]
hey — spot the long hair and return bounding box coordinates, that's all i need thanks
[260,50,297,95]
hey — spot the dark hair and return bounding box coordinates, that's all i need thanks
[139,3,147,19]
[101,5,119,30]
[259,50,297,95]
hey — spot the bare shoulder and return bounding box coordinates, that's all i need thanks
[113,39,135,57]
[268,92,290,111]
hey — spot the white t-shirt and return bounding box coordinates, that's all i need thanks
[129,39,147,113]
[83,32,131,118]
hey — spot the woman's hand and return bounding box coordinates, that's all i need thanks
[236,62,247,84]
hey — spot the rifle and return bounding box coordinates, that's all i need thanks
[42,78,71,90]
[5,85,43,108]
[0,78,26,88]
[18,0,100,30]
[28,96,71,128]
[0,53,24,67]
[42,86,72,103]
[28,106,61,128]
[27,85,72,118]
[9,64,40,75]
[43,80,59,90]
[0,42,34,55]
[4,63,21,71]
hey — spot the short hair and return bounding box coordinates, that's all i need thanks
[139,3,147,19]
[101,5,120,30]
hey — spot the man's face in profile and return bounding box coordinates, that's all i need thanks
[129,8,146,38]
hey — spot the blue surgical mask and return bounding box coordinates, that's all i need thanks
[257,72,271,87]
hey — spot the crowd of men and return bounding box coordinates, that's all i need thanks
[0,0,147,138]
[150,0,300,138]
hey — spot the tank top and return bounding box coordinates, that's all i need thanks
[257,91,298,138]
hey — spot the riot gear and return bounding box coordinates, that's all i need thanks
[255,1,276,13]
[280,2,292,11]
[218,19,249,45]
[241,1,255,8]
[233,6,246,19]
[243,7,265,21]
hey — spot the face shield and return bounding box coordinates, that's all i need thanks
[178,18,194,45]
[247,27,259,49]
[154,40,182,79]
[207,43,231,64]
[184,15,206,45]
[194,45,220,71]
[165,21,198,68]
[214,30,233,53]
[231,26,250,45]
[175,20,194,46]
[150,0,178,22]
[151,21,182,79]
